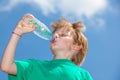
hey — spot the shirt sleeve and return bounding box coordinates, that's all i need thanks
[85,71,93,80]
[8,59,32,80]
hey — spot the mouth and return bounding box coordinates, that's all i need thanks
[50,37,56,43]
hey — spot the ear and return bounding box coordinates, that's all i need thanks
[72,44,82,51]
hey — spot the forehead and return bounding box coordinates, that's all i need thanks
[53,26,73,34]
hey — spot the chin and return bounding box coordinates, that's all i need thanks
[50,46,61,53]
[50,46,57,52]
[50,48,56,55]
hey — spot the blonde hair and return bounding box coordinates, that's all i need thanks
[51,18,88,66]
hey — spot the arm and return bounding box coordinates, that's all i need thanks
[0,14,36,75]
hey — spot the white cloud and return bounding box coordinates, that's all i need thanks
[0,0,108,28]
[57,0,107,18]
[0,0,107,17]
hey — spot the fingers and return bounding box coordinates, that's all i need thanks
[22,14,34,23]
[22,20,33,28]
[15,14,37,34]
[17,14,34,28]
[22,14,37,30]
[22,14,34,21]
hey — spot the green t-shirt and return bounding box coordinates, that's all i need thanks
[8,59,93,80]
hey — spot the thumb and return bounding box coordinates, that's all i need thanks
[30,26,37,32]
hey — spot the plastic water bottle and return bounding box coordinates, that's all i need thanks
[28,17,54,42]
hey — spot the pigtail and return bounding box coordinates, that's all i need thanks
[51,22,59,29]
[72,21,86,32]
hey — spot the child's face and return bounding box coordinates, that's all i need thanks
[50,27,75,53]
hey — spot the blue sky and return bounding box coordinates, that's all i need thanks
[0,0,120,80]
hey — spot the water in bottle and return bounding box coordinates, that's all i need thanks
[27,18,55,42]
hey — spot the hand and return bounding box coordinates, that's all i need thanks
[13,14,36,36]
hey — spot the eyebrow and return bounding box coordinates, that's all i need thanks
[52,26,72,34]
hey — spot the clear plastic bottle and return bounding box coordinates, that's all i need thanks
[28,18,53,41]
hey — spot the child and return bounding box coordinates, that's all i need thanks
[0,14,93,80]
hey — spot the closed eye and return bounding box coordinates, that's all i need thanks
[59,34,68,37]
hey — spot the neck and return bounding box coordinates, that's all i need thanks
[53,51,73,60]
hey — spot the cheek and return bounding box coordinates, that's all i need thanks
[59,39,73,47]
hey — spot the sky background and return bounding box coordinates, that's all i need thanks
[0,0,120,80]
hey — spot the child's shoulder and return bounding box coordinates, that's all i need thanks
[77,66,90,75]
[27,58,49,64]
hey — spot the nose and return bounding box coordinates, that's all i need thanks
[54,34,59,39]
[50,34,58,43]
